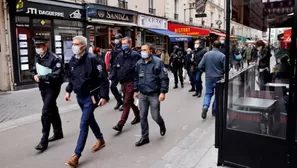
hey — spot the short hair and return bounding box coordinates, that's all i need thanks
[142,43,154,50]
[256,40,265,47]
[212,40,221,48]
[73,35,87,45]
[186,48,192,51]
[122,36,132,44]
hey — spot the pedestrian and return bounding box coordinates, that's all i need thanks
[134,43,169,146]
[29,37,64,151]
[243,44,253,66]
[170,45,185,89]
[185,48,195,92]
[198,40,226,119]
[64,36,109,167]
[192,40,207,97]
[110,36,141,132]
[109,33,124,111]
[93,47,104,62]
[160,49,170,69]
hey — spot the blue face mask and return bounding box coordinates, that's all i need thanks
[141,51,149,59]
[121,45,129,51]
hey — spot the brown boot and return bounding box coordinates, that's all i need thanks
[65,154,79,168]
[91,139,106,152]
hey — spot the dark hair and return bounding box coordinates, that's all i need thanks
[256,40,265,47]
[142,43,154,50]
[93,47,100,54]
[212,40,221,48]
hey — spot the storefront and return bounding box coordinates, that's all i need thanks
[86,4,137,50]
[137,14,168,52]
[9,0,86,89]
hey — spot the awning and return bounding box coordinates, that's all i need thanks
[88,19,137,27]
[147,29,192,42]
[168,22,210,36]
[210,30,237,39]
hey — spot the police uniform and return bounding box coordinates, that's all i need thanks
[29,37,64,151]
[134,56,169,146]
[170,47,185,88]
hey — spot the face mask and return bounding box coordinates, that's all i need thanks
[194,44,199,49]
[35,48,44,55]
[72,45,82,55]
[122,45,129,51]
[220,40,225,44]
[257,47,261,51]
[115,39,120,44]
[141,51,149,59]
[187,52,191,54]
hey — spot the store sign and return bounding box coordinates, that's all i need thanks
[137,14,168,29]
[15,1,84,20]
[196,0,207,13]
[168,22,210,36]
[170,37,192,42]
[96,10,134,22]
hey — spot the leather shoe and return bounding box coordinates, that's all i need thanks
[91,139,105,152]
[192,93,198,97]
[188,88,195,92]
[35,142,48,151]
[48,133,63,142]
[135,138,150,147]
[113,123,123,132]
[114,102,123,110]
[160,126,166,136]
[119,105,124,111]
[131,117,140,125]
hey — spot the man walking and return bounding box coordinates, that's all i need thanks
[30,37,64,151]
[109,34,124,111]
[170,45,185,89]
[110,37,141,132]
[134,43,169,146]
[64,36,109,167]
[198,40,225,119]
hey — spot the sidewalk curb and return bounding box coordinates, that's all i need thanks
[0,104,79,132]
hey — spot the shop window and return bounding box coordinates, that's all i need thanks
[33,19,51,27]
[15,16,29,23]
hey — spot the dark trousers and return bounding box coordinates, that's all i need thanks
[139,93,165,139]
[75,95,103,157]
[40,87,62,143]
[119,81,140,125]
[195,71,203,94]
[110,78,122,103]
[173,66,183,85]
[187,68,195,89]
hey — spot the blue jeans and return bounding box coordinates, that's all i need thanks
[195,71,203,94]
[203,79,217,114]
[75,96,103,157]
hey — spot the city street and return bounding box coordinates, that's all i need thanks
[0,77,218,168]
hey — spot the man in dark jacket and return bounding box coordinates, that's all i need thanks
[110,37,141,132]
[133,43,169,147]
[256,40,272,90]
[109,34,124,111]
[30,37,64,151]
[192,40,207,97]
[170,45,185,89]
[65,36,109,167]
[185,48,195,92]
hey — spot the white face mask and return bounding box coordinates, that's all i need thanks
[35,48,44,55]
[194,44,199,49]
[114,39,120,44]
[72,45,82,55]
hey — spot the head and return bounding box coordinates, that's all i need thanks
[212,40,221,49]
[35,43,48,55]
[280,55,289,64]
[186,48,192,54]
[162,49,166,53]
[194,40,201,49]
[255,40,265,52]
[72,35,87,56]
[93,47,100,55]
[121,36,132,52]
[141,43,154,60]
[114,33,123,45]
[219,37,225,44]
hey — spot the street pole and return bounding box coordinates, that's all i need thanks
[0,0,10,91]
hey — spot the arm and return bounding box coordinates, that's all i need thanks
[134,62,139,92]
[66,59,73,93]
[109,55,118,81]
[39,57,64,83]
[92,57,109,100]
[159,61,169,94]
[29,56,37,80]
[198,54,206,70]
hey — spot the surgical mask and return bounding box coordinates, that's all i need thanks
[194,44,199,49]
[141,51,149,59]
[72,45,82,55]
[220,40,225,44]
[187,52,191,54]
[35,48,44,55]
[115,39,120,44]
[121,45,129,51]
[257,47,261,51]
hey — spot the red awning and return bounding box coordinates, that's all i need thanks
[210,30,237,39]
[283,29,291,42]
[168,22,210,36]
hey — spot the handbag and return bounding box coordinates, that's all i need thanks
[234,53,243,61]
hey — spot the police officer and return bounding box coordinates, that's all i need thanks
[134,43,169,147]
[109,33,124,111]
[170,45,185,89]
[29,37,64,151]
[64,36,109,167]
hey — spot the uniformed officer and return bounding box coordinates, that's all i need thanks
[170,45,185,89]
[134,43,169,147]
[29,37,64,151]
[109,33,124,111]
[64,36,109,167]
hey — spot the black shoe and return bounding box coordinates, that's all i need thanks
[197,93,202,97]
[131,117,140,125]
[192,93,198,97]
[35,142,48,151]
[173,85,178,89]
[119,105,124,111]
[112,123,123,132]
[160,126,166,136]
[188,88,195,92]
[135,138,150,147]
[181,84,184,88]
[201,108,208,119]
[114,102,123,110]
[48,133,63,142]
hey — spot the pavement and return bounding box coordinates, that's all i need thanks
[0,73,221,168]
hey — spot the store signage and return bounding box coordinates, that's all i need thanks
[170,37,192,42]
[168,22,210,36]
[137,14,168,29]
[196,0,207,13]
[96,10,134,22]
[15,1,84,20]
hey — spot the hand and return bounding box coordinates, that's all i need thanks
[109,80,112,88]
[98,98,107,106]
[65,92,71,103]
[159,93,166,102]
[134,92,139,100]
[34,75,40,83]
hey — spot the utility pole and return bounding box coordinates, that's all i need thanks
[0,0,11,91]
